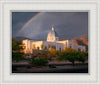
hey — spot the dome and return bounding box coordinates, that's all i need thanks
[47,25,59,42]
[48,30,58,37]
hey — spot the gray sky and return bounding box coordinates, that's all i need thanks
[12,12,88,40]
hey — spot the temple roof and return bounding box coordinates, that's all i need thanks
[47,25,58,37]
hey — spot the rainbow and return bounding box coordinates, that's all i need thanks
[16,12,42,36]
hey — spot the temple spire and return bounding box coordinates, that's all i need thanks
[52,25,54,31]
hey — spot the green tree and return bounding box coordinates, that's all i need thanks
[76,51,86,63]
[56,51,68,61]
[12,52,24,62]
[56,48,85,66]
[29,58,48,66]
[12,38,24,61]
[64,47,76,52]
[12,38,24,52]
[49,48,58,56]
[67,51,79,65]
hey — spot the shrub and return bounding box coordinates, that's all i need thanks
[29,58,48,66]
[67,55,76,66]
[12,52,24,62]
[64,47,76,52]
[76,56,85,63]
[49,48,58,56]
[12,38,24,52]
[56,49,86,66]
[56,51,69,61]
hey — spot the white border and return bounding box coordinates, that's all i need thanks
[0,0,100,85]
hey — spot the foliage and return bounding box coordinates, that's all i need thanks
[56,48,86,65]
[12,38,24,52]
[37,50,51,60]
[49,48,58,56]
[30,47,87,66]
[29,58,48,66]
[12,38,24,61]
[67,55,76,65]
[56,51,68,61]
[82,51,88,57]
[76,55,85,63]
[12,52,25,62]
[64,47,76,52]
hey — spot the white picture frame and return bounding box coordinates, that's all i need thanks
[0,0,100,85]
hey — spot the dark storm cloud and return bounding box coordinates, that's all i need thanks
[12,12,39,37]
[12,12,88,40]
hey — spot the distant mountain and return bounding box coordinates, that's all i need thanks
[71,34,88,51]
[12,36,45,42]
[12,37,32,42]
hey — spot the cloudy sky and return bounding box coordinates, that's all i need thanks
[12,12,88,40]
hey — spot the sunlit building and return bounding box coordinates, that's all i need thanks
[22,26,86,54]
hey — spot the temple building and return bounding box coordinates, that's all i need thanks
[22,26,86,54]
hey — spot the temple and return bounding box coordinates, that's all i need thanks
[22,26,86,54]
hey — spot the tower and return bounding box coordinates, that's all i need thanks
[47,25,59,42]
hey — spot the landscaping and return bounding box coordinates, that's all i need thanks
[12,39,88,73]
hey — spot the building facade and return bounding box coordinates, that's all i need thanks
[22,26,86,54]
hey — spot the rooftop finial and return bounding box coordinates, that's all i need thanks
[52,25,54,31]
